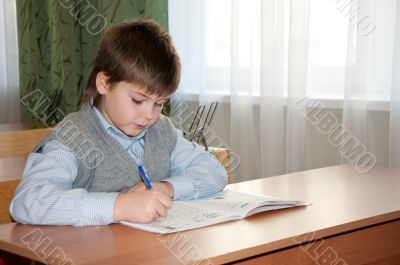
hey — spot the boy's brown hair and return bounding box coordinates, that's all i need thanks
[82,18,181,106]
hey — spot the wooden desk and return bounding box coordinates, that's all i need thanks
[0,122,46,132]
[0,164,399,265]
[0,155,27,224]
[0,155,27,182]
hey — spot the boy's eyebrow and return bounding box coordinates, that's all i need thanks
[134,91,151,99]
[133,91,169,102]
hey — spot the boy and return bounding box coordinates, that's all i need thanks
[10,18,227,226]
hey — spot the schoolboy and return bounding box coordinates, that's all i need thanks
[10,19,227,226]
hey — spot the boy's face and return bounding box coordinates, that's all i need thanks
[96,72,169,137]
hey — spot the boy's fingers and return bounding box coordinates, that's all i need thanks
[155,203,168,218]
[157,194,173,209]
[152,211,161,220]
[128,183,147,192]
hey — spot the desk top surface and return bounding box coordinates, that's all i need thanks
[0,154,28,182]
[0,164,399,264]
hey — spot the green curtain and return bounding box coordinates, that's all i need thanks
[17,0,168,125]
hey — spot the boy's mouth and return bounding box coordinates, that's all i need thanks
[135,124,146,130]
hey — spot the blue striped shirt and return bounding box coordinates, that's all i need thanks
[10,106,227,226]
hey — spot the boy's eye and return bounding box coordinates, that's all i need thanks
[132,98,143,105]
[155,102,164,108]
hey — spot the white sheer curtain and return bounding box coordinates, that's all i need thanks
[342,0,400,168]
[391,1,400,168]
[169,0,400,182]
[169,0,310,182]
[0,0,20,123]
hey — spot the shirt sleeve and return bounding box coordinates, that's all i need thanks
[162,129,228,200]
[9,140,118,226]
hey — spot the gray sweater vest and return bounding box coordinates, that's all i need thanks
[33,103,177,192]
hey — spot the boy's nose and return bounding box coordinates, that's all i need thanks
[142,105,154,120]
[144,112,154,120]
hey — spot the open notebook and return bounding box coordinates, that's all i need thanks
[121,189,309,233]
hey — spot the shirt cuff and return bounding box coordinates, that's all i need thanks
[82,192,118,225]
[162,176,194,200]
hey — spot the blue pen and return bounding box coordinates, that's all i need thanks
[138,164,152,190]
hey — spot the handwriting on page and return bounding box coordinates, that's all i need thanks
[152,204,229,230]
[149,192,266,230]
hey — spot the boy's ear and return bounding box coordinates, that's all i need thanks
[96,71,110,95]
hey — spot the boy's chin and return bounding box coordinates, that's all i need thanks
[122,126,146,137]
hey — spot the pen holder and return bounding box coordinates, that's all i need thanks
[184,101,218,151]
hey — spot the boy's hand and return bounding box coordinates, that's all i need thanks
[113,190,172,223]
[128,182,175,199]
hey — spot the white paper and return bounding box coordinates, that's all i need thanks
[121,189,308,233]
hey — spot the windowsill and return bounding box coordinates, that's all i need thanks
[175,93,391,112]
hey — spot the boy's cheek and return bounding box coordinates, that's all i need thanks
[149,114,162,126]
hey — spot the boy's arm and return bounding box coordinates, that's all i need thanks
[9,140,117,226]
[162,129,228,200]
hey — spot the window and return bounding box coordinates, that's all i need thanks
[169,0,393,102]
